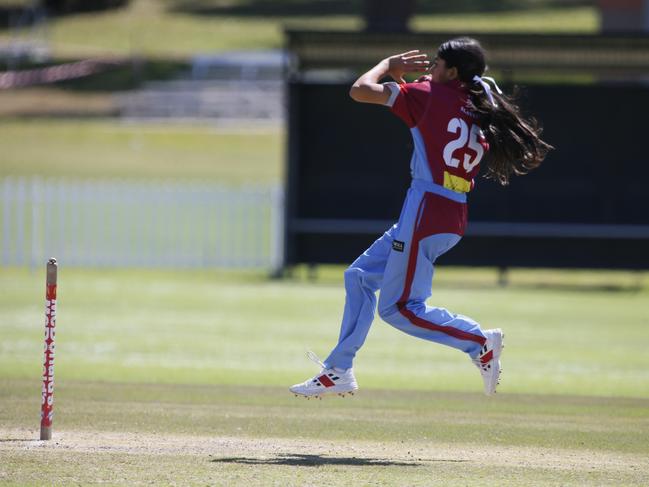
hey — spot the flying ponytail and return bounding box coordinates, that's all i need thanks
[438,37,553,185]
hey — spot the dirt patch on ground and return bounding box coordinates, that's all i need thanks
[2,427,647,474]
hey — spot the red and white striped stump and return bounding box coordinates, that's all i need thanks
[40,258,58,441]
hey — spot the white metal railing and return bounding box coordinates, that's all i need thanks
[0,178,284,270]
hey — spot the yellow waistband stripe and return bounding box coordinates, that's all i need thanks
[443,171,472,193]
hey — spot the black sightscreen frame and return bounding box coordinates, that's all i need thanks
[284,79,649,270]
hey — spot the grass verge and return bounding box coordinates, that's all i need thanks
[1,266,647,397]
[1,266,647,485]
[0,1,598,58]
[0,118,283,183]
[1,381,648,486]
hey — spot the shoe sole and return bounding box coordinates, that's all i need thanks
[290,383,358,399]
[485,329,504,396]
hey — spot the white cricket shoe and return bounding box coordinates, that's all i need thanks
[289,352,358,398]
[472,328,504,396]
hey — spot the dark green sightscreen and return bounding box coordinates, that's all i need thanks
[285,31,649,269]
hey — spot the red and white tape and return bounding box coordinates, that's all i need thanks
[0,59,122,89]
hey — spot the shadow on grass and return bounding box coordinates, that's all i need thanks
[167,0,587,18]
[0,438,42,442]
[434,281,645,294]
[285,276,645,294]
[168,0,359,18]
[210,453,460,467]
[0,2,128,30]
[285,266,647,294]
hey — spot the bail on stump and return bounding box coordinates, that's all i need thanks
[40,258,57,441]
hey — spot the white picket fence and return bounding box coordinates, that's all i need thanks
[0,178,284,270]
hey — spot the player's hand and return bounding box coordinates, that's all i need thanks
[386,50,430,84]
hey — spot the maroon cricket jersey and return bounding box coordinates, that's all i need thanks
[387,79,489,192]
[385,79,489,235]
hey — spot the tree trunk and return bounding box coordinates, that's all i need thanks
[363,0,416,33]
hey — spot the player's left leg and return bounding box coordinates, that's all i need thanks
[378,232,485,353]
[377,232,503,395]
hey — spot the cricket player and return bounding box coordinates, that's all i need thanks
[290,37,552,398]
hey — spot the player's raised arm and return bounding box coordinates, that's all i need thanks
[349,50,429,105]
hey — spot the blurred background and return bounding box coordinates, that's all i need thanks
[1,0,648,272]
[1,0,648,397]
[2,4,649,485]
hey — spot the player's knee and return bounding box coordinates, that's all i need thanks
[378,297,425,324]
[343,266,362,286]
[377,296,399,323]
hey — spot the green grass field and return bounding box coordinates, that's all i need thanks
[0,119,283,183]
[1,267,648,485]
[0,0,598,58]
[0,114,648,485]
[1,1,644,484]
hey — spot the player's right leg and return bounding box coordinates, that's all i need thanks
[289,224,396,398]
[289,353,359,398]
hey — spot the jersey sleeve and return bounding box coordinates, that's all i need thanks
[385,81,431,128]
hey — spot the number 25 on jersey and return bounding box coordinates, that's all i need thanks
[442,118,486,172]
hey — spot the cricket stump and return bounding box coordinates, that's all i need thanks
[40,258,57,440]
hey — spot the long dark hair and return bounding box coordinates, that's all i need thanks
[438,37,553,185]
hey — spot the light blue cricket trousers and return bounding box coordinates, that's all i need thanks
[324,180,487,370]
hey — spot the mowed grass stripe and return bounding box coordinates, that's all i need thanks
[1,267,648,397]
[2,264,648,485]
[2,380,648,455]
[0,0,598,58]
[1,393,648,486]
[2,447,644,487]
[0,119,283,183]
